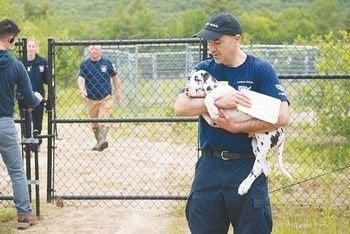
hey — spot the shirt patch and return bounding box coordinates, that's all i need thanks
[279,92,287,97]
[237,86,252,91]
[237,80,253,84]
[101,65,107,73]
[275,84,285,92]
[39,65,45,72]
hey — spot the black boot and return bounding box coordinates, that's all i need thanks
[92,128,100,151]
[95,126,109,151]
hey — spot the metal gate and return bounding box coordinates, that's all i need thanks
[46,38,206,208]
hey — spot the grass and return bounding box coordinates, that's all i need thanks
[0,207,16,234]
[164,204,350,234]
[0,207,16,222]
[54,78,184,119]
[166,201,189,234]
[273,206,350,234]
[1,202,349,233]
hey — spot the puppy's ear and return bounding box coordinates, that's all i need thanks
[187,70,197,81]
[202,72,210,82]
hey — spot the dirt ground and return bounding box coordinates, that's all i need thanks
[15,203,185,234]
[1,124,191,233]
[3,146,190,233]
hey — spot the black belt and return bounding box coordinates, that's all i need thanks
[201,149,255,160]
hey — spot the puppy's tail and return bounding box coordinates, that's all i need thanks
[276,135,293,180]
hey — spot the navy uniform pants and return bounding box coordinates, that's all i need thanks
[185,155,272,234]
[19,102,44,151]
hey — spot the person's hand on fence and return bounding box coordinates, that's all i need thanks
[79,89,87,98]
[34,91,43,102]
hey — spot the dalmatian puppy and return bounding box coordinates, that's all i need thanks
[186,70,251,125]
[186,70,292,195]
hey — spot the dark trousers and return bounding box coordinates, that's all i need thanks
[185,155,273,234]
[19,102,44,151]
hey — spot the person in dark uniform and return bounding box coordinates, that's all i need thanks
[77,45,121,151]
[174,12,290,233]
[18,39,48,152]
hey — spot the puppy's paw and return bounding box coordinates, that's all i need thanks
[238,183,249,195]
[238,178,254,195]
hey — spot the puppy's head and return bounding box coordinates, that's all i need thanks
[186,70,215,97]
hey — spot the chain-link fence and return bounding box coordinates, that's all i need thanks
[48,39,203,208]
[1,37,349,212]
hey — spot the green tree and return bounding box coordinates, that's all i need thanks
[200,0,241,16]
[240,11,276,43]
[309,0,338,34]
[170,8,207,38]
[0,0,26,28]
[19,0,69,55]
[296,31,350,141]
[23,0,52,20]
[98,0,159,39]
[274,7,317,42]
[314,31,350,140]
[343,11,350,32]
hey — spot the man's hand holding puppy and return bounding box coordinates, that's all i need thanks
[214,90,252,110]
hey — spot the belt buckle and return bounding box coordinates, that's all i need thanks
[221,151,230,160]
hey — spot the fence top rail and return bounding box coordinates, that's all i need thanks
[54,117,198,123]
[279,74,350,79]
[242,44,318,49]
[51,38,203,46]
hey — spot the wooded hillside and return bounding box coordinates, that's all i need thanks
[4,0,350,42]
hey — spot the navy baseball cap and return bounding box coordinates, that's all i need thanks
[195,12,242,40]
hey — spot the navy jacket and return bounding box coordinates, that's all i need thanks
[0,50,40,117]
[19,54,48,97]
